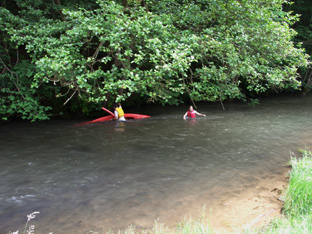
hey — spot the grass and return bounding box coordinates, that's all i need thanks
[104,207,216,234]
[10,149,312,234]
[284,149,312,217]
[112,214,216,234]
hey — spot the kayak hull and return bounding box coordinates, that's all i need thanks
[75,113,150,126]
[124,113,150,119]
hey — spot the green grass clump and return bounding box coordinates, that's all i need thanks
[284,149,312,217]
[175,215,214,234]
[255,214,312,234]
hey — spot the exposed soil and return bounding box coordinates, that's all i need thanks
[208,166,290,233]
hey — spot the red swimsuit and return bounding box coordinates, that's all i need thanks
[187,110,196,118]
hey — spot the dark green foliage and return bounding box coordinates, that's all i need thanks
[288,0,312,93]
[0,0,309,121]
[0,59,52,122]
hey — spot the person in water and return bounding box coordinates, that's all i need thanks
[183,105,206,120]
[114,103,126,121]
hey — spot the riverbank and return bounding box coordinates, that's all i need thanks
[207,166,289,233]
[115,149,310,234]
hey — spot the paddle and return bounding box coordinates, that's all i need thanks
[102,107,115,117]
[102,107,115,116]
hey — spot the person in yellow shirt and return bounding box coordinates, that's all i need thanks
[113,103,126,121]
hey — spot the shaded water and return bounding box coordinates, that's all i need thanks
[1,96,312,233]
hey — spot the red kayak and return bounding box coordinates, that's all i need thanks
[75,107,150,126]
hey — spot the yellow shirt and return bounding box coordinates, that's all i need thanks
[116,107,125,118]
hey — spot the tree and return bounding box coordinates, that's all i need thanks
[0,0,309,121]
[287,0,312,93]
[0,0,97,121]
[149,0,309,102]
[0,1,54,122]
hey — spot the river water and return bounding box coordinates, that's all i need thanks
[1,95,312,233]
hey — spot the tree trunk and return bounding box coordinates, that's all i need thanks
[302,68,312,94]
[53,0,64,20]
[122,0,128,8]
[141,0,149,12]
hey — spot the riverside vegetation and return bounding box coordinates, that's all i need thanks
[10,149,312,234]
[1,0,311,122]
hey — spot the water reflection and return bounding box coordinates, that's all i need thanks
[115,121,126,132]
[184,118,197,127]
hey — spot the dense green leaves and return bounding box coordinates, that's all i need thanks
[0,59,52,121]
[288,0,312,93]
[0,0,309,121]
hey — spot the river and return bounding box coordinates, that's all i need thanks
[1,95,312,233]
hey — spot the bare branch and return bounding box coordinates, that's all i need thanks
[92,41,104,61]
[63,89,77,105]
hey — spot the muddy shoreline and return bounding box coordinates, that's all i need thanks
[208,166,290,233]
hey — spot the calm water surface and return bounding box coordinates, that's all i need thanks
[1,96,312,233]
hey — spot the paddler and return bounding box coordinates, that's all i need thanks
[183,105,206,120]
[114,103,126,121]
